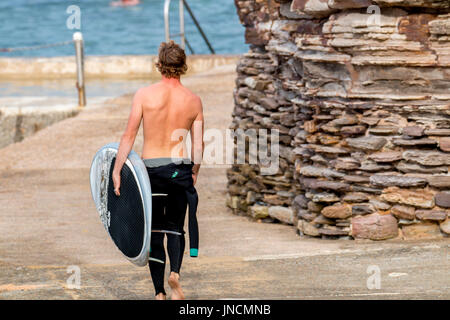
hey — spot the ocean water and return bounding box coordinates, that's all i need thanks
[0,0,248,56]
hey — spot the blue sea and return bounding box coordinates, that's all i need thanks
[0,0,248,56]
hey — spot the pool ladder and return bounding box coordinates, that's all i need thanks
[164,0,215,54]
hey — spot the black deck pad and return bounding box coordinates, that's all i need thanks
[107,158,145,258]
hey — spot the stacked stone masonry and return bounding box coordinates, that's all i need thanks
[226,0,450,240]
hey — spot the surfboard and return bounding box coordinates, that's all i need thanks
[89,143,152,267]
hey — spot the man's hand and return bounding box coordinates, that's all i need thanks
[112,170,121,196]
[192,172,198,186]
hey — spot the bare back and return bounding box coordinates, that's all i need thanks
[139,81,201,159]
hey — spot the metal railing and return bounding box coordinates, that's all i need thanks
[0,33,86,107]
[164,0,215,54]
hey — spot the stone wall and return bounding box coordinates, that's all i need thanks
[227,0,450,239]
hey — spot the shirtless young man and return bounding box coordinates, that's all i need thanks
[111,41,204,300]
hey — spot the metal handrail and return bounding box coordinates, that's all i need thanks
[164,0,215,54]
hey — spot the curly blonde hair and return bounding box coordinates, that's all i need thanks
[155,40,188,78]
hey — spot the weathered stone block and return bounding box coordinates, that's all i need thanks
[402,222,443,240]
[268,206,294,224]
[312,192,340,203]
[297,220,320,237]
[440,219,450,235]
[391,205,415,220]
[439,137,450,152]
[381,187,435,208]
[351,213,399,240]
[346,136,387,151]
[415,210,447,221]
[435,192,450,208]
[370,175,428,188]
[321,203,352,219]
[352,203,375,215]
[369,151,403,163]
[403,150,450,166]
[250,205,269,219]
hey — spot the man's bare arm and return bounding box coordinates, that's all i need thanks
[112,89,143,195]
[190,97,204,184]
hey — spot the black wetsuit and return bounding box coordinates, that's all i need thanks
[145,159,199,296]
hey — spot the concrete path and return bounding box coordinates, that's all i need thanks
[0,65,448,299]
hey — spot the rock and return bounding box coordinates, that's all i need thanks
[260,97,279,110]
[360,117,379,126]
[415,210,447,221]
[280,3,313,20]
[435,192,450,208]
[369,151,403,163]
[264,194,291,206]
[341,125,366,136]
[424,129,450,136]
[312,192,340,203]
[402,150,450,166]
[393,138,437,147]
[370,199,391,211]
[308,144,351,155]
[440,219,450,235]
[369,125,400,135]
[246,191,256,204]
[321,203,352,219]
[369,175,428,188]
[439,137,450,152]
[346,136,387,151]
[330,157,360,170]
[300,178,350,192]
[391,205,415,220]
[307,201,323,213]
[268,206,294,224]
[312,215,334,225]
[343,175,370,183]
[402,222,443,240]
[304,120,317,133]
[291,0,336,18]
[343,192,369,203]
[226,195,240,209]
[351,213,399,240]
[352,204,375,215]
[426,176,450,188]
[403,126,424,137]
[330,115,358,126]
[396,161,448,174]
[359,160,392,172]
[352,186,383,195]
[318,227,349,236]
[297,220,320,237]
[293,194,308,209]
[250,205,269,219]
[244,77,267,90]
[299,166,345,178]
[317,134,340,145]
[381,187,435,208]
[298,209,317,221]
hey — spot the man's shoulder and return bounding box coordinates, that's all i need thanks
[136,84,158,95]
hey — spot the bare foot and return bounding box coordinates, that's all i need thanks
[155,292,166,300]
[168,272,185,300]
